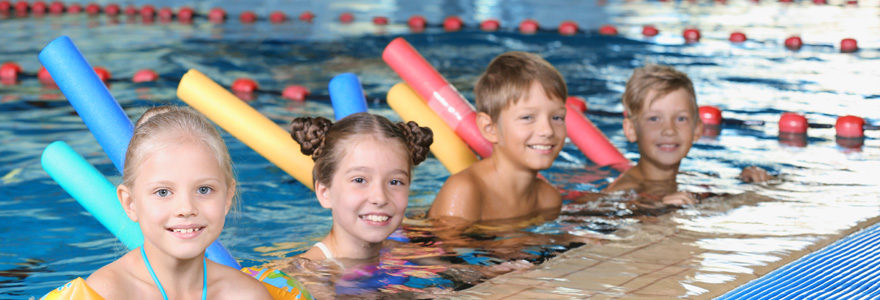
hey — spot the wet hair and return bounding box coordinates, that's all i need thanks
[474,51,568,121]
[289,113,433,187]
[622,64,697,119]
[122,106,235,197]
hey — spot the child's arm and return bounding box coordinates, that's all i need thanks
[740,166,772,183]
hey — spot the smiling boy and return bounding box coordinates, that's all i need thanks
[428,52,567,226]
[604,64,770,205]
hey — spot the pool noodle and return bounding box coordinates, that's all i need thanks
[37,36,132,172]
[566,104,631,171]
[382,37,493,158]
[176,69,315,189]
[41,141,145,250]
[388,83,478,174]
[329,73,368,120]
[38,36,239,269]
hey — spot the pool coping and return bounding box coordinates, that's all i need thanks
[454,214,880,299]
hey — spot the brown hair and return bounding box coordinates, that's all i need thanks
[122,106,235,196]
[622,64,697,118]
[289,113,433,187]
[474,51,567,121]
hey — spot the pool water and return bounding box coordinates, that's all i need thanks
[1,0,879,298]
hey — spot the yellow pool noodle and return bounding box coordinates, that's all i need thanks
[177,69,314,189]
[388,82,478,174]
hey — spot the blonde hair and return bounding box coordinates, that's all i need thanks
[474,51,567,121]
[622,64,697,118]
[122,106,235,201]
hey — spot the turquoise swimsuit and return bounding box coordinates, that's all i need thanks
[140,247,207,300]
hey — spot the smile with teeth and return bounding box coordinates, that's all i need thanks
[657,143,679,151]
[170,227,203,233]
[360,214,390,222]
[528,144,553,150]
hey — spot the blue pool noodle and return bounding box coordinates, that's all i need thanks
[41,141,144,250]
[38,36,240,269]
[38,36,132,173]
[329,73,368,120]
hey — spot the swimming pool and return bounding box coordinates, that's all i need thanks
[1,0,879,298]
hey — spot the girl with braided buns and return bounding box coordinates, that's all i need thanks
[288,112,433,264]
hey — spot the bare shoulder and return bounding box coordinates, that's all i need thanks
[209,262,273,300]
[428,168,483,222]
[86,251,138,299]
[536,177,562,210]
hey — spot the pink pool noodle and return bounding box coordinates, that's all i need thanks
[382,37,493,158]
[566,104,631,171]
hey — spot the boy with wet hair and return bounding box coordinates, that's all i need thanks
[429,51,568,226]
[605,64,770,205]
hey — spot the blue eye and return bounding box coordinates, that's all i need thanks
[521,115,533,121]
[197,186,213,195]
[647,116,660,122]
[677,116,689,122]
[353,177,366,184]
[390,179,406,186]
[552,115,565,121]
[155,189,170,197]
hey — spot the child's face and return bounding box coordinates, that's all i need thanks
[624,88,702,171]
[315,135,410,246]
[120,138,233,260]
[487,81,567,171]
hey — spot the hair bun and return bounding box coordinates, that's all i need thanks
[289,116,333,159]
[398,121,433,166]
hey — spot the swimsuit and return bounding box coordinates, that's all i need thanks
[140,247,207,300]
[314,241,345,269]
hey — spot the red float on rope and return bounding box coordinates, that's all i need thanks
[372,16,388,25]
[299,11,314,22]
[785,36,803,50]
[559,21,579,35]
[0,1,11,13]
[642,25,659,37]
[480,19,500,32]
[407,15,427,31]
[31,1,47,14]
[178,7,194,23]
[208,7,226,23]
[132,69,158,83]
[443,16,463,32]
[93,67,111,83]
[84,3,100,15]
[699,106,722,126]
[683,28,701,43]
[67,3,82,14]
[38,67,54,84]
[140,4,155,18]
[729,32,747,43]
[519,19,539,34]
[231,78,259,93]
[779,113,807,134]
[48,1,64,14]
[123,4,137,16]
[339,12,354,23]
[599,24,618,35]
[105,4,121,16]
[268,11,286,23]
[14,1,27,13]
[282,85,310,102]
[240,11,257,23]
[155,7,172,21]
[0,62,22,81]
[840,38,858,53]
[835,115,865,138]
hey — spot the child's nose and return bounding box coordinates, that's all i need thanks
[368,183,390,206]
[537,116,555,137]
[661,119,678,135]
[175,195,199,217]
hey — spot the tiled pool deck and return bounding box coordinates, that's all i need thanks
[458,215,880,299]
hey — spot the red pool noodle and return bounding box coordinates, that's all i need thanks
[382,37,493,158]
[566,104,631,171]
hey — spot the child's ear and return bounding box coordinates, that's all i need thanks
[476,112,499,143]
[118,185,138,223]
[314,181,333,209]
[692,119,704,142]
[623,117,638,143]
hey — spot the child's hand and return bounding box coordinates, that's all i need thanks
[740,166,772,183]
[661,191,698,206]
